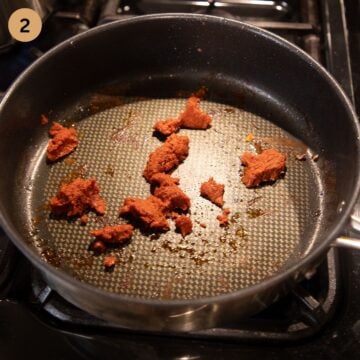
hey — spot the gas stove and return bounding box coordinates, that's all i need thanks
[1,1,360,359]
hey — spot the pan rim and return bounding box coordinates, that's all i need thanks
[0,13,359,308]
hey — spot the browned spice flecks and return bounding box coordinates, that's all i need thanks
[217,208,230,226]
[200,177,225,208]
[47,122,78,161]
[90,224,133,243]
[143,134,189,182]
[50,178,106,217]
[151,173,191,213]
[153,96,212,136]
[119,196,169,231]
[175,215,193,237]
[241,148,287,188]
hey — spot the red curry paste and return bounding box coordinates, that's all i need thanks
[150,173,190,213]
[143,134,189,182]
[179,96,212,130]
[153,117,182,136]
[47,122,78,161]
[50,177,106,217]
[241,148,287,188]
[153,96,212,136]
[103,255,117,270]
[119,196,169,231]
[90,224,133,244]
[200,177,225,208]
[175,215,193,237]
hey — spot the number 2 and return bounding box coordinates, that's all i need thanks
[20,18,30,33]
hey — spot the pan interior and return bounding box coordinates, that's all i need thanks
[27,92,322,300]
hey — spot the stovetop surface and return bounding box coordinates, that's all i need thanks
[1,0,360,358]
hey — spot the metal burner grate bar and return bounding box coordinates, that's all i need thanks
[321,0,355,105]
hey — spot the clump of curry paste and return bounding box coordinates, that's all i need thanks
[88,224,134,271]
[200,177,225,208]
[175,215,193,238]
[119,196,169,231]
[241,148,287,188]
[143,133,189,182]
[90,224,133,244]
[153,118,182,136]
[47,122,78,161]
[119,174,191,234]
[120,96,214,238]
[153,96,212,136]
[179,96,212,129]
[80,214,89,225]
[150,173,191,213]
[103,255,118,271]
[50,177,106,217]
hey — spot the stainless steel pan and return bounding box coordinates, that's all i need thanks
[0,14,359,331]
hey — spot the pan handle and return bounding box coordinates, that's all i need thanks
[333,204,360,250]
[334,236,360,250]
[350,203,360,231]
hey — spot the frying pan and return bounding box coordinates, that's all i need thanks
[0,14,360,331]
